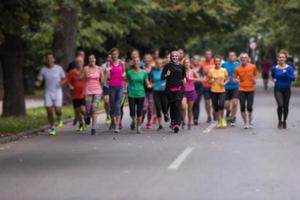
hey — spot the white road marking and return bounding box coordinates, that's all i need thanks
[202,122,216,133]
[168,146,195,170]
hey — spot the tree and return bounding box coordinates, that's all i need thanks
[0,0,51,116]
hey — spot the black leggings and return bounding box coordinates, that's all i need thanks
[192,87,202,122]
[166,89,184,126]
[211,92,226,112]
[274,88,291,121]
[239,91,255,112]
[153,91,168,118]
[128,97,144,118]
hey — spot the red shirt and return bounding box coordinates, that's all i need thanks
[67,69,85,99]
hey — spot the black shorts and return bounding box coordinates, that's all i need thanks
[225,89,239,101]
[72,99,86,108]
[262,73,269,80]
[102,85,110,96]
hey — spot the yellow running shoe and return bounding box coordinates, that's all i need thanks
[221,118,227,128]
[216,120,222,128]
[57,119,63,128]
[105,116,111,125]
[48,127,56,136]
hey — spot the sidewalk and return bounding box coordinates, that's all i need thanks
[0,98,44,115]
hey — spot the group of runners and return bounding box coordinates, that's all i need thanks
[36,48,295,135]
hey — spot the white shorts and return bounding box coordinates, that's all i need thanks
[44,91,63,107]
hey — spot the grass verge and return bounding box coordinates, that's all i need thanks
[0,105,74,136]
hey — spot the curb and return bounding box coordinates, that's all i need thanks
[0,119,73,144]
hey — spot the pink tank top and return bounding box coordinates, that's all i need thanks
[84,66,102,95]
[184,70,195,91]
[109,61,124,87]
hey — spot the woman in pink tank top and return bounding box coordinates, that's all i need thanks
[83,54,103,135]
[105,48,126,133]
[182,59,200,130]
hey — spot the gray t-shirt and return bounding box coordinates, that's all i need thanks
[38,64,65,95]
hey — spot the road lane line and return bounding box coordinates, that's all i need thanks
[202,122,216,133]
[168,146,195,170]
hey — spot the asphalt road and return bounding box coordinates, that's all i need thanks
[1,80,300,200]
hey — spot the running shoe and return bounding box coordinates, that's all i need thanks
[216,120,222,128]
[130,121,135,130]
[85,116,91,125]
[194,120,198,126]
[221,118,227,128]
[105,116,111,125]
[136,126,142,134]
[157,125,163,131]
[249,122,253,129]
[187,124,192,130]
[282,121,287,129]
[91,129,96,135]
[164,114,170,122]
[278,121,283,129]
[77,124,85,132]
[174,125,180,133]
[152,116,157,125]
[114,128,120,133]
[230,117,236,127]
[243,123,249,129]
[170,121,175,130]
[146,123,152,129]
[48,127,56,136]
[57,118,63,128]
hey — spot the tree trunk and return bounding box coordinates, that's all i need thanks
[0,34,26,116]
[53,4,78,104]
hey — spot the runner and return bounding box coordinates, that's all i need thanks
[101,54,112,125]
[67,49,86,126]
[222,51,240,126]
[261,56,272,90]
[36,52,66,135]
[67,56,86,132]
[142,54,154,129]
[83,54,104,135]
[106,48,126,133]
[182,59,200,130]
[162,51,186,133]
[272,50,295,129]
[126,56,152,134]
[208,56,229,128]
[149,58,169,131]
[191,55,203,125]
[234,53,257,129]
[200,49,215,123]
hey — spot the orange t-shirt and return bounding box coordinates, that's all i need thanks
[200,59,215,88]
[234,64,257,92]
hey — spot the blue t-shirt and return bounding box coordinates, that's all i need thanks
[271,65,295,89]
[222,61,240,90]
[150,68,166,91]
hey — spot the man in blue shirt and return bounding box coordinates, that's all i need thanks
[221,51,240,126]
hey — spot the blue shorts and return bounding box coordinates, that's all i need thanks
[102,85,110,96]
[203,88,211,100]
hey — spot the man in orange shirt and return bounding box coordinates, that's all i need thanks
[67,56,86,132]
[234,53,257,129]
[200,49,215,123]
